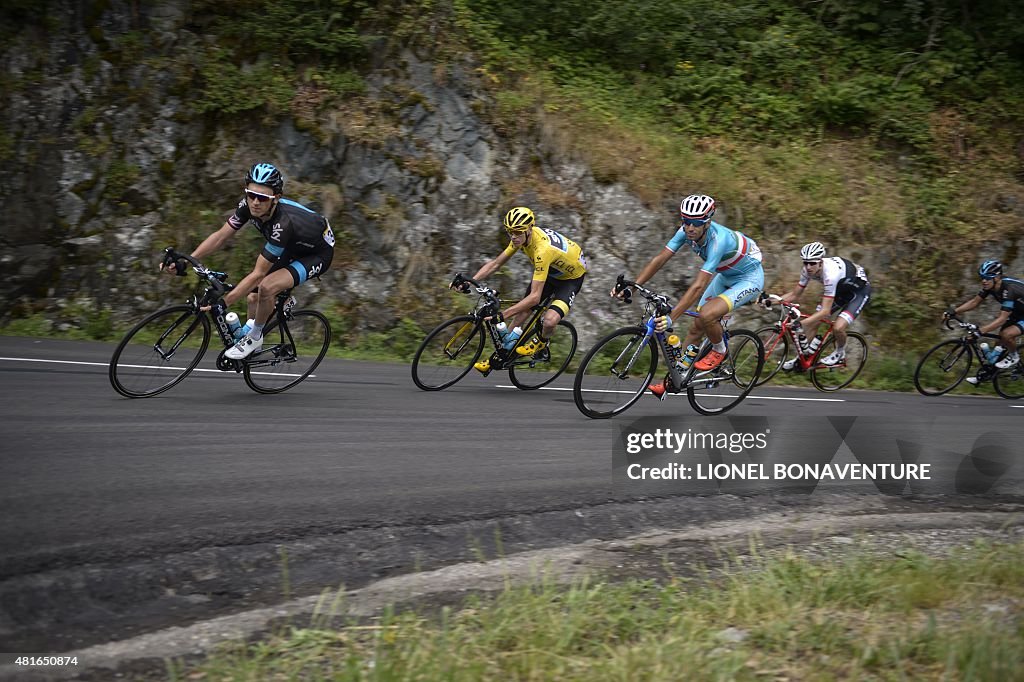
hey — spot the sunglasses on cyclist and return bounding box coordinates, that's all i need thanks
[681,217,711,227]
[505,228,530,236]
[803,260,822,266]
[245,189,276,202]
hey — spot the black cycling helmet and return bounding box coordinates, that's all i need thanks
[978,259,1003,279]
[245,162,284,194]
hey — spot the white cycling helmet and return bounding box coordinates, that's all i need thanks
[679,194,716,220]
[800,242,826,260]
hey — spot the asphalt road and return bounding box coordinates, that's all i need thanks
[1,335,1021,652]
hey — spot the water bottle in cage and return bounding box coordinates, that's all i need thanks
[667,334,684,368]
[807,335,822,354]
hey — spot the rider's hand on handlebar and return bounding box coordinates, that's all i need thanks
[654,315,673,333]
[449,278,471,294]
[757,293,772,310]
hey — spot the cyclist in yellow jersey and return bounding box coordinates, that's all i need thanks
[453,207,588,373]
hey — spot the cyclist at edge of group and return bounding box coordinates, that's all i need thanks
[161,162,336,360]
[945,259,1024,382]
[453,206,588,374]
[767,241,871,369]
[612,193,765,398]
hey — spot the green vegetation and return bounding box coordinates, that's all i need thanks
[176,539,1024,680]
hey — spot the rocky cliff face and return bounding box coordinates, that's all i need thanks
[5,2,1019,348]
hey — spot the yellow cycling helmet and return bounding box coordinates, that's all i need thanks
[503,206,536,233]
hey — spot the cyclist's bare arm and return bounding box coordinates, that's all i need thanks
[161,222,234,275]
[614,248,674,297]
[224,254,273,307]
[980,309,1011,335]
[779,283,806,303]
[800,294,834,328]
[469,250,512,283]
[502,278,546,320]
[951,295,983,316]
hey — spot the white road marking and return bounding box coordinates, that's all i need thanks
[0,356,307,378]
[494,384,845,402]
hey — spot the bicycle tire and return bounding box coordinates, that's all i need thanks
[809,331,868,392]
[753,325,790,386]
[411,315,485,391]
[686,329,764,416]
[573,326,657,419]
[994,366,1024,400]
[913,339,972,396]
[508,319,578,390]
[109,305,210,398]
[243,310,332,394]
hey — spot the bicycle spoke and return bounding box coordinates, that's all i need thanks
[686,330,764,415]
[109,306,210,398]
[810,331,868,392]
[508,320,578,390]
[411,316,484,391]
[574,327,657,419]
[244,310,331,394]
[914,339,972,396]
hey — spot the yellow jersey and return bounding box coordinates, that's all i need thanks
[502,226,588,281]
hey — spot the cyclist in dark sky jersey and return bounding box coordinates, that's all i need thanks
[162,162,335,359]
[947,259,1024,374]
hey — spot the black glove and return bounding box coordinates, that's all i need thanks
[944,306,956,318]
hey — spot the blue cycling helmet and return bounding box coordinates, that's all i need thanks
[978,260,1002,279]
[245,162,284,193]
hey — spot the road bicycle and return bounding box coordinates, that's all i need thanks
[410,273,578,391]
[753,295,868,391]
[913,314,1024,399]
[109,247,332,397]
[572,275,765,418]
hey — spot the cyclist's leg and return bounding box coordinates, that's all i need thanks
[826,284,869,362]
[540,275,583,338]
[995,318,1023,368]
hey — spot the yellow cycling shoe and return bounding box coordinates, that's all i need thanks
[515,336,548,356]
[474,358,491,373]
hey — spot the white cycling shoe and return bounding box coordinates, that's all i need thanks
[994,352,1020,370]
[820,350,845,366]
[225,333,263,360]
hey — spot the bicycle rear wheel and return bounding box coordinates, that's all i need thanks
[754,325,789,386]
[109,305,210,398]
[994,366,1024,399]
[573,326,657,419]
[244,310,331,394]
[913,339,972,396]
[508,319,578,390]
[686,329,764,415]
[809,331,868,392]
[411,315,485,391]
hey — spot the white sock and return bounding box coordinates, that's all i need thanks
[713,340,727,354]
[251,323,264,339]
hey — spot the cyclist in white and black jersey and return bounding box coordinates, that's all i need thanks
[768,242,871,367]
[946,260,1024,376]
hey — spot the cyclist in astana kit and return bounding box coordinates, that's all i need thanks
[456,207,588,374]
[946,259,1024,374]
[162,162,335,360]
[613,194,764,397]
[773,242,871,368]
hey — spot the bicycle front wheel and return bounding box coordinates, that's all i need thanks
[411,315,485,391]
[754,326,790,386]
[109,305,210,398]
[244,310,332,394]
[994,366,1024,399]
[573,326,657,419]
[686,329,764,416]
[913,339,972,396]
[809,331,868,392]
[508,319,578,390]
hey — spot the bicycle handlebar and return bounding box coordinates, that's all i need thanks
[162,247,233,297]
[614,274,674,316]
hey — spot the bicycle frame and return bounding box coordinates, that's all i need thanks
[616,276,726,392]
[764,300,843,371]
[944,315,1004,382]
[451,274,560,373]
